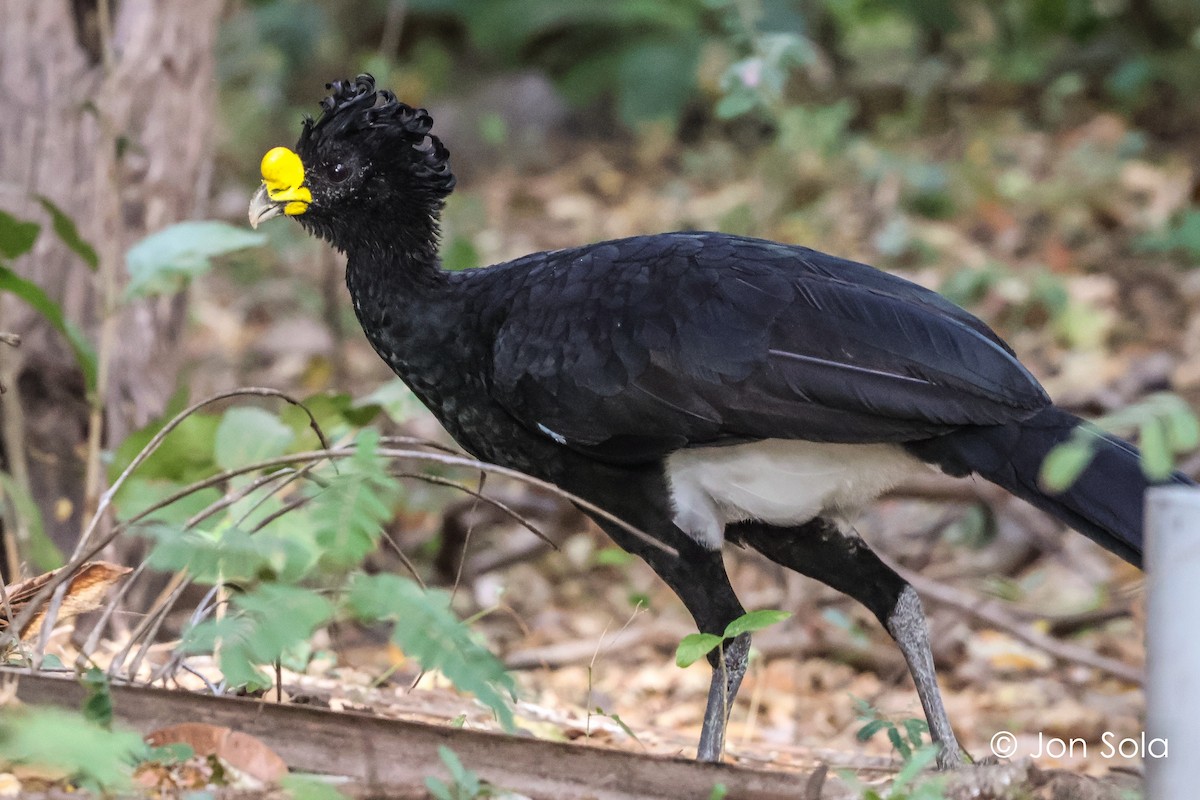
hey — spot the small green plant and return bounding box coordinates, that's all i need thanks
[842,701,946,800]
[279,774,351,800]
[708,0,815,121]
[1040,393,1200,491]
[591,707,643,748]
[425,745,499,800]
[80,667,115,729]
[0,670,165,793]
[843,745,946,800]
[0,706,144,791]
[118,414,518,728]
[852,697,929,763]
[675,608,791,668]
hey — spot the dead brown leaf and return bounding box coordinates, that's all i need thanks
[0,561,131,640]
[145,722,288,784]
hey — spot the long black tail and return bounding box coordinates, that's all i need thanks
[906,405,1194,568]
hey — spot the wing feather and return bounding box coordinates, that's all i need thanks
[488,233,1048,462]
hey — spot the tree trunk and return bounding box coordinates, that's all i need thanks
[0,0,222,574]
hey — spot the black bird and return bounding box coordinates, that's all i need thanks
[249,75,1189,768]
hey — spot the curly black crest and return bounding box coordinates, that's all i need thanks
[298,73,454,196]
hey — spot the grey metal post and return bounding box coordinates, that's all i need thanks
[1146,486,1200,798]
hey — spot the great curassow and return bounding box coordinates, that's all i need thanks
[249,75,1191,769]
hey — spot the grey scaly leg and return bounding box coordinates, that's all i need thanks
[886,584,960,768]
[591,511,748,762]
[697,631,751,761]
[728,518,964,769]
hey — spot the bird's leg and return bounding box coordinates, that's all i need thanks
[884,584,960,768]
[697,630,751,761]
[728,518,964,769]
[591,515,747,762]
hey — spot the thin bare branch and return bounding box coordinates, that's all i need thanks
[120,445,668,555]
[894,564,1144,685]
[24,389,333,654]
[392,471,555,550]
[378,528,427,589]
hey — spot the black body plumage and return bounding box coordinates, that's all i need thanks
[270,75,1191,767]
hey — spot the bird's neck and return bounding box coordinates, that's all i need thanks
[342,231,450,343]
[341,232,485,412]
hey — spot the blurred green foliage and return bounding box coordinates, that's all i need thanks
[408,0,712,124]
[115,407,517,725]
[216,0,1200,143]
[1138,208,1200,266]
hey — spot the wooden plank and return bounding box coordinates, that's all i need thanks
[5,668,824,800]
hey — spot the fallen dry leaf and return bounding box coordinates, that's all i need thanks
[145,722,288,785]
[0,562,132,640]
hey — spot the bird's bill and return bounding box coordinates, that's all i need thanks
[248,183,285,228]
[248,146,312,228]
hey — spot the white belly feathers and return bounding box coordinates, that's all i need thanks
[665,439,924,549]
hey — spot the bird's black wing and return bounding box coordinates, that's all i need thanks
[487,232,1049,463]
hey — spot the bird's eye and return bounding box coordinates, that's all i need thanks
[324,161,351,183]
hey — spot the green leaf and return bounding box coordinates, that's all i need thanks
[214,406,296,470]
[347,573,516,730]
[109,410,220,488]
[715,88,760,119]
[0,470,62,571]
[850,694,874,718]
[886,725,910,760]
[675,632,723,668]
[80,668,114,729]
[310,429,400,569]
[115,478,221,527]
[722,609,791,638]
[125,221,265,299]
[354,379,423,424]
[0,706,143,789]
[593,546,636,567]
[903,717,929,747]
[601,710,642,745]
[1039,438,1097,492]
[1139,417,1174,480]
[437,745,478,792]
[311,473,390,568]
[893,743,941,788]
[184,584,334,689]
[36,196,99,270]
[856,718,888,742]
[184,615,271,689]
[1164,405,1200,452]
[0,209,39,259]
[0,264,98,391]
[279,774,351,800]
[424,777,454,800]
[143,525,278,584]
[279,391,379,442]
[144,742,195,765]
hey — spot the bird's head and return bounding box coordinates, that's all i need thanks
[248,74,455,252]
